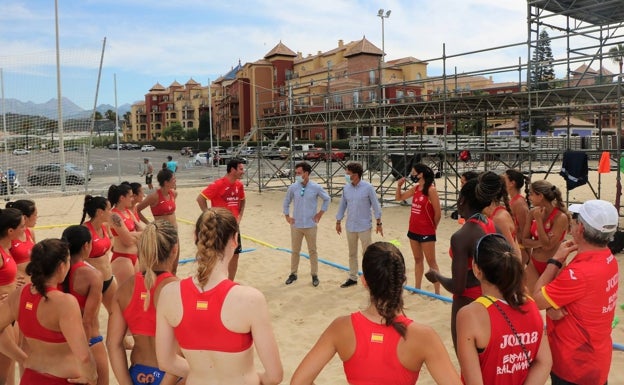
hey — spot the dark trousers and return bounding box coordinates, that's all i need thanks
[551,372,607,385]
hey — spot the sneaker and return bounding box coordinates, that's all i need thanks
[312,275,319,287]
[285,273,297,285]
[340,278,357,288]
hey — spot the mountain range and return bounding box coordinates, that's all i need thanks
[1,97,131,119]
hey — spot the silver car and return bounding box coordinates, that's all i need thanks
[27,163,89,185]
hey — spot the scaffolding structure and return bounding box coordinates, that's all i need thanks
[243,1,624,213]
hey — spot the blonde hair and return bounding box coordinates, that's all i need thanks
[138,219,178,311]
[194,208,238,287]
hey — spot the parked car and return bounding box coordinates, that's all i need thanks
[320,148,346,161]
[27,163,89,186]
[141,145,156,152]
[108,143,119,149]
[12,148,30,155]
[194,152,210,165]
[304,147,324,161]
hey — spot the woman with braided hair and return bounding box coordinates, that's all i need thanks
[425,177,501,350]
[503,169,531,265]
[291,242,460,385]
[156,208,282,385]
[521,180,568,291]
[457,233,551,385]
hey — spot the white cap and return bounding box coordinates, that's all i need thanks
[568,200,618,233]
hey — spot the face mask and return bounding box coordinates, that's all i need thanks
[410,175,420,183]
[295,175,303,184]
[345,174,351,184]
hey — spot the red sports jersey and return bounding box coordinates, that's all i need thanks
[343,312,419,385]
[408,186,436,236]
[473,296,543,385]
[200,177,245,219]
[542,248,618,385]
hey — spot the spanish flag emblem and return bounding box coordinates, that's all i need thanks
[140,292,147,300]
[196,301,208,310]
[25,302,33,311]
[370,333,384,343]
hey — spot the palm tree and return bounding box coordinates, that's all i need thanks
[608,43,624,74]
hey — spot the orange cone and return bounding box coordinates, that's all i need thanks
[598,151,611,173]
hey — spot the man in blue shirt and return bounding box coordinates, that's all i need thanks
[166,155,178,173]
[336,162,383,288]
[283,162,330,287]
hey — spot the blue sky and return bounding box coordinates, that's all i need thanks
[0,1,619,110]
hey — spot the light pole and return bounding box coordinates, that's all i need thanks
[377,8,390,137]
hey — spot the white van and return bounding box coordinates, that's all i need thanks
[292,143,314,159]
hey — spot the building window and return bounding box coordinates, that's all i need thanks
[369,70,376,85]
[353,91,360,106]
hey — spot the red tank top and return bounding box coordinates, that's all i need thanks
[18,284,66,343]
[343,312,419,385]
[173,277,253,352]
[65,261,92,310]
[408,186,436,235]
[123,271,175,336]
[110,208,136,236]
[11,228,34,265]
[150,189,176,217]
[530,207,565,241]
[0,246,17,286]
[84,222,111,259]
[475,296,543,385]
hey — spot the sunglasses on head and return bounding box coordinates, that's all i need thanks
[474,233,507,265]
[571,212,579,220]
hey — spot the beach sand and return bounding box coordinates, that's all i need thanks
[30,169,624,384]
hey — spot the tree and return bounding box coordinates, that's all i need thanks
[530,30,556,91]
[198,110,211,140]
[105,109,116,121]
[94,111,103,120]
[527,30,556,134]
[184,128,198,141]
[162,122,185,140]
[608,43,624,74]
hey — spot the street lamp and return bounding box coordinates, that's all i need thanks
[377,9,390,137]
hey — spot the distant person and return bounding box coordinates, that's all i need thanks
[395,163,441,294]
[533,200,618,385]
[141,158,154,190]
[165,156,178,173]
[291,242,461,385]
[457,233,551,385]
[282,162,330,287]
[156,208,283,385]
[196,158,246,280]
[335,162,382,288]
[108,183,142,286]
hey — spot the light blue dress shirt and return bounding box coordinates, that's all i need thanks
[336,180,382,232]
[283,180,330,228]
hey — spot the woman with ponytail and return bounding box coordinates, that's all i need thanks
[292,241,460,385]
[457,234,551,385]
[81,195,117,313]
[108,184,142,287]
[7,199,37,284]
[156,208,282,385]
[503,169,531,265]
[395,163,441,294]
[521,180,568,291]
[61,225,108,385]
[0,239,97,385]
[0,207,25,384]
[108,220,179,385]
